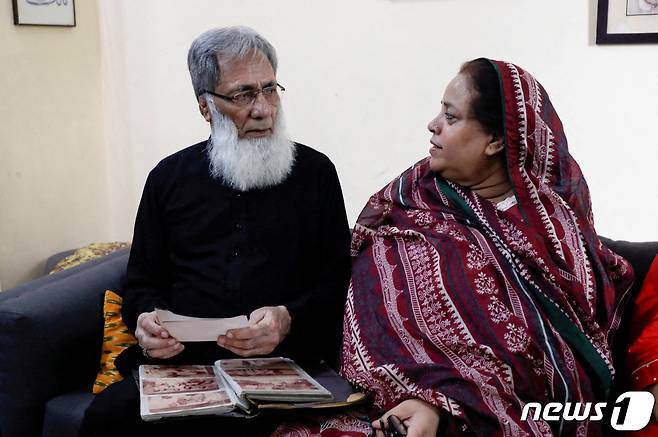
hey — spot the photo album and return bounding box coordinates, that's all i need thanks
[138,357,362,421]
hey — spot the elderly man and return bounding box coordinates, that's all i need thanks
[80,26,350,436]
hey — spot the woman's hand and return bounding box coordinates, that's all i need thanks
[372,398,441,437]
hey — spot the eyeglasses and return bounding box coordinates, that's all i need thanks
[202,83,285,107]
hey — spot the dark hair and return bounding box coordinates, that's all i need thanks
[459,58,503,139]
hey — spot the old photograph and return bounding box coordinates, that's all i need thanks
[231,376,318,391]
[219,358,294,370]
[145,391,231,414]
[141,365,216,378]
[224,367,300,377]
[142,377,219,395]
[627,0,658,15]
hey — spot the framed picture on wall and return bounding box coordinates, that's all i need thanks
[597,0,658,43]
[12,0,76,27]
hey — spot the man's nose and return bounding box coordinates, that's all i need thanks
[250,93,272,118]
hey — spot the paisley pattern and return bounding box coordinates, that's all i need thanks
[271,412,372,436]
[339,60,634,436]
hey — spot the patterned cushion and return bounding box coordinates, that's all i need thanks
[93,290,137,394]
[49,242,130,274]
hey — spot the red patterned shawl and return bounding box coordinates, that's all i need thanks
[340,60,634,436]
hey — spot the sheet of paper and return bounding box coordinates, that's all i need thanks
[155,309,249,342]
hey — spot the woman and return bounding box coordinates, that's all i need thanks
[273,59,634,436]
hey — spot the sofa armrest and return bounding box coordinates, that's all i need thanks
[0,248,130,305]
[0,251,129,437]
[601,238,658,290]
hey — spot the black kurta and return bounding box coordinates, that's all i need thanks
[121,140,351,365]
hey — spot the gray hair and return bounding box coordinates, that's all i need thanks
[187,26,278,98]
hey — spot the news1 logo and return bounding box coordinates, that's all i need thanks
[521,391,655,431]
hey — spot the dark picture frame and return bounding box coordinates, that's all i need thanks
[597,0,658,43]
[12,0,76,27]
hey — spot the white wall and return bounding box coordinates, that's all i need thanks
[99,0,657,243]
[0,0,111,289]
[3,0,656,289]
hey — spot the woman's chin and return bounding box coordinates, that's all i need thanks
[429,157,443,173]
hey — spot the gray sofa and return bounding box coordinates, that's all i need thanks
[0,248,130,437]
[0,239,656,437]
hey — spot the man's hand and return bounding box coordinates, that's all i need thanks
[372,398,440,437]
[218,305,291,357]
[135,311,184,359]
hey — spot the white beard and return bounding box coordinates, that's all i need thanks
[206,97,296,191]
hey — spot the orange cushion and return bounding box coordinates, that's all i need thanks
[93,290,137,394]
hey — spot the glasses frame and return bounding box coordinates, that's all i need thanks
[201,83,285,106]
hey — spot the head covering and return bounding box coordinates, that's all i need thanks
[341,60,634,435]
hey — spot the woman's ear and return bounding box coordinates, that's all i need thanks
[198,95,211,123]
[485,134,504,156]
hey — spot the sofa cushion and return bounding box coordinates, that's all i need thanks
[48,242,130,274]
[43,249,76,276]
[94,290,137,394]
[42,388,94,437]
